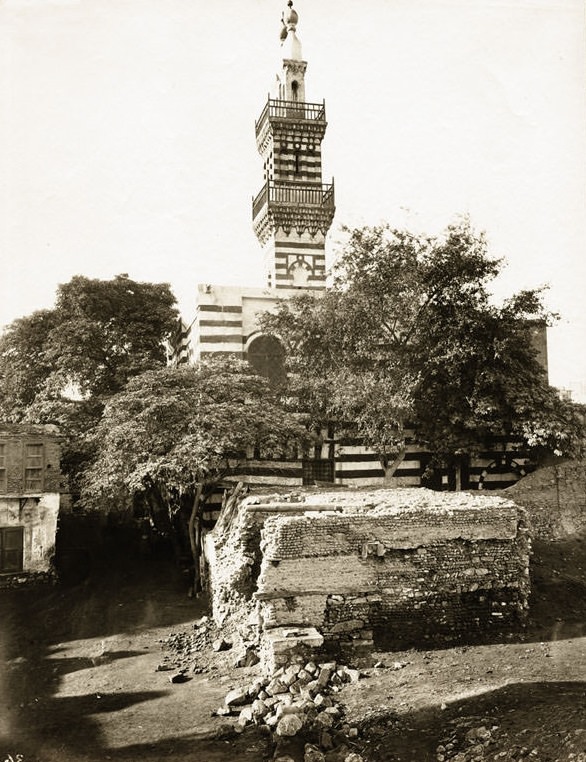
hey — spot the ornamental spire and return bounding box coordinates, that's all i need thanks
[279,1,302,60]
[282,1,298,33]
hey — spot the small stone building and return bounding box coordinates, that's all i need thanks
[0,423,62,588]
[204,488,530,672]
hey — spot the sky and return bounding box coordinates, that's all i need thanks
[1,0,585,399]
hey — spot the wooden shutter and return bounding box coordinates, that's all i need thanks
[0,526,24,573]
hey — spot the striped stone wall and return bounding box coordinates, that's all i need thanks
[199,441,536,530]
[166,318,194,366]
[192,282,327,361]
[267,230,327,291]
[197,302,244,359]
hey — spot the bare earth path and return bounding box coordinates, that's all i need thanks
[1,533,585,762]
[0,542,269,762]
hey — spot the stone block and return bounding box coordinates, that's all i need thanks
[276,713,304,737]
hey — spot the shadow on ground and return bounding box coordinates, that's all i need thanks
[0,531,205,762]
[358,680,586,762]
[1,529,584,762]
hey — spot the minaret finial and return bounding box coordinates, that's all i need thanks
[280,0,301,57]
[284,0,298,33]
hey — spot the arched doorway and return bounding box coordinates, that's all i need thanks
[246,334,286,385]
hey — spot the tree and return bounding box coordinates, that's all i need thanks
[260,220,584,484]
[79,358,309,589]
[0,309,59,421]
[0,274,178,417]
[0,274,179,495]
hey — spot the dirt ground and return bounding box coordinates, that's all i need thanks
[1,530,585,762]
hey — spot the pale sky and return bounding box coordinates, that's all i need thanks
[1,0,585,399]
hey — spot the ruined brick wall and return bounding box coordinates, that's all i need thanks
[205,489,530,668]
[203,498,311,631]
[255,492,530,658]
[500,459,586,540]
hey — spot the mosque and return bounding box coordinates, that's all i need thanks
[174,1,333,370]
[171,1,539,493]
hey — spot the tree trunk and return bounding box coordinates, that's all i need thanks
[146,484,182,563]
[214,481,247,539]
[382,448,406,486]
[454,463,462,492]
[188,483,203,596]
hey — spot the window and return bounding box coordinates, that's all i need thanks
[24,443,43,491]
[289,258,311,287]
[0,443,6,491]
[0,526,24,573]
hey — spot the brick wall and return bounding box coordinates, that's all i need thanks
[204,488,530,669]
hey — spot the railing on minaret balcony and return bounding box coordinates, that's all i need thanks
[255,98,326,131]
[252,180,335,220]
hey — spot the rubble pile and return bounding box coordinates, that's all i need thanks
[436,723,497,762]
[216,660,366,762]
[157,615,219,677]
[157,613,264,682]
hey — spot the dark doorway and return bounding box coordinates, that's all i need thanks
[302,459,334,486]
[247,334,286,385]
[0,525,24,572]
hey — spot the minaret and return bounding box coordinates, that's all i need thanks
[252,1,335,291]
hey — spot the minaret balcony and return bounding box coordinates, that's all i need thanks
[252,180,335,220]
[255,98,326,136]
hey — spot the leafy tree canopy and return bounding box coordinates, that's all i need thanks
[0,274,178,496]
[260,220,584,469]
[0,274,178,424]
[0,309,59,419]
[80,358,309,516]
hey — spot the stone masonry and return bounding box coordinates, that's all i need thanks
[203,488,530,673]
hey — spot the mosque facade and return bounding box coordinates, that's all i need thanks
[172,1,539,494]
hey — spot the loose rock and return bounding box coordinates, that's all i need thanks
[224,686,249,707]
[276,713,304,737]
[169,672,189,684]
[304,743,326,762]
[212,638,231,652]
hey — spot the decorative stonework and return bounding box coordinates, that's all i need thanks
[256,118,327,156]
[253,205,335,246]
[282,58,307,75]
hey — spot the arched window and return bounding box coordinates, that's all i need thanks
[247,334,286,385]
[289,259,311,287]
[291,80,299,102]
